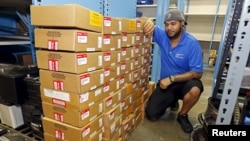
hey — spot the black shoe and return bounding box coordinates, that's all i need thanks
[170,101,179,111]
[177,114,193,133]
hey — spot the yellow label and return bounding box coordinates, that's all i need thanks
[128,20,136,31]
[90,11,102,27]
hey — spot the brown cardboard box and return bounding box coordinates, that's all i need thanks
[102,77,121,98]
[148,81,156,96]
[132,57,142,70]
[134,111,143,128]
[120,47,133,61]
[120,59,133,75]
[121,114,135,139]
[115,35,122,49]
[17,53,33,65]
[134,32,144,45]
[129,68,142,83]
[103,104,122,127]
[121,18,136,33]
[39,69,104,93]
[103,50,120,67]
[89,129,103,141]
[133,45,143,58]
[135,18,146,33]
[42,99,103,127]
[119,74,131,89]
[121,94,133,119]
[103,16,122,34]
[31,4,103,32]
[40,86,104,110]
[103,115,122,140]
[121,33,135,47]
[143,34,152,44]
[42,114,103,141]
[142,43,152,55]
[103,88,122,112]
[34,28,103,51]
[143,89,150,104]
[104,64,120,83]
[133,95,143,109]
[36,50,103,74]
[103,34,117,51]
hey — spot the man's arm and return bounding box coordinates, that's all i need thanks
[173,71,202,82]
[159,71,202,89]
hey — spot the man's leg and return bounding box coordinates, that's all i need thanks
[177,80,204,133]
[145,85,175,121]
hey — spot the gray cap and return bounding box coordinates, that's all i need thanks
[164,9,187,25]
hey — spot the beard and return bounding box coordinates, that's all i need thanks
[166,27,182,40]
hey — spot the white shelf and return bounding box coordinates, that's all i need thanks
[0,35,30,45]
[0,41,30,45]
[136,4,157,8]
[136,4,157,18]
[184,13,226,16]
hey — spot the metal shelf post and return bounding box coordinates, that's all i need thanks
[216,0,250,124]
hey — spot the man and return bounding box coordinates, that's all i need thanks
[143,9,204,133]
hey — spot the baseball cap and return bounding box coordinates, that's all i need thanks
[164,9,187,25]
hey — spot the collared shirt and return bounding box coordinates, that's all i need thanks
[153,26,203,80]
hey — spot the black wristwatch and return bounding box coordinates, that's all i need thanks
[169,75,175,83]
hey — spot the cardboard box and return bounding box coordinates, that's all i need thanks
[36,50,103,74]
[132,57,142,70]
[148,81,156,96]
[40,86,105,110]
[102,77,121,98]
[103,16,122,34]
[121,33,135,47]
[121,94,133,118]
[103,104,122,127]
[129,68,142,83]
[121,18,136,33]
[133,45,143,58]
[143,34,152,44]
[102,34,117,51]
[142,43,152,55]
[120,47,133,61]
[103,88,122,112]
[102,115,122,140]
[103,50,120,67]
[115,35,122,49]
[104,64,120,83]
[39,69,104,93]
[134,32,144,45]
[31,4,103,32]
[34,28,103,52]
[42,114,103,140]
[42,99,103,127]
[119,74,131,89]
[17,53,33,65]
[120,59,133,75]
[135,18,146,33]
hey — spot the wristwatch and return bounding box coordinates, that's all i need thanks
[169,75,175,83]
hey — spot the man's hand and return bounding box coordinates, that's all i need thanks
[144,18,155,35]
[159,77,172,89]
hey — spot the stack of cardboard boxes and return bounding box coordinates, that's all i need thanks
[30,3,152,141]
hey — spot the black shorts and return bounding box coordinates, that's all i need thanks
[145,79,204,120]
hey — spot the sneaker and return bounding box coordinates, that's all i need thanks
[177,114,193,133]
[170,101,179,111]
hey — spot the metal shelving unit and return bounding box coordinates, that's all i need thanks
[211,0,250,125]
[0,2,36,64]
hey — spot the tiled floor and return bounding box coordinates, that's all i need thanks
[128,68,213,141]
